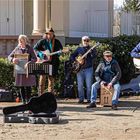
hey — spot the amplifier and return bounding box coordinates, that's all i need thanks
[0,90,13,102]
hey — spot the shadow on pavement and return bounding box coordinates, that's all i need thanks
[58,100,140,112]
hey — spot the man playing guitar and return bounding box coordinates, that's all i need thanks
[34,28,63,94]
[70,36,96,103]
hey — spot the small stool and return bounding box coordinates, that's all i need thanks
[100,85,113,106]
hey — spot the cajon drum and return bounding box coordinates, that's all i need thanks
[100,85,113,106]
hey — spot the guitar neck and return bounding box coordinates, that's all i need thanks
[48,50,62,56]
[3,104,29,115]
[81,43,100,59]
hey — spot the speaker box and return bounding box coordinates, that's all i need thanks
[0,90,13,102]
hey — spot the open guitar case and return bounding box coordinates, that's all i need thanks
[4,112,59,124]
[3,92,59,124]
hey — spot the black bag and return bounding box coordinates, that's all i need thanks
[0,89,13,102]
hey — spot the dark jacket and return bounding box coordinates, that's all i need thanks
[34,38,63,75]
[95,59,121,85]
[131,43,140,58]
[34,39,49,51]
[70,45,96,69]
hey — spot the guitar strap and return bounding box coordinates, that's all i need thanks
[50,37,55,61]
[80,46,90,64]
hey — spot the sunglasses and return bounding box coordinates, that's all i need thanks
[105,55,112,57]
[83,40,89,42]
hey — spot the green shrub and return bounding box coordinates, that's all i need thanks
[0,58,14,88]
[57,35,140,94]
[0,35,139,94]
[99,35,140,84]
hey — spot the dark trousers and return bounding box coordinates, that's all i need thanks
[20,86,31,104]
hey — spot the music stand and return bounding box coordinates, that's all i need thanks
[27,62,53,95]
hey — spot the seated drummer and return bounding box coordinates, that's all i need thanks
[86,51,121,110]
[33,28,63,95]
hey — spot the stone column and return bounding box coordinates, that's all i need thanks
[45,0,51,29]
[32,0,45,35]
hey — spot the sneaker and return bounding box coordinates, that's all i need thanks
[86,102,96,108]
[78,100,84,104]
[112,104,118,110]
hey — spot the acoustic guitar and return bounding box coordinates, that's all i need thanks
[72,42,100,73]
[3,92,57,115]
[37,47,70,63]
[133,58,140,69]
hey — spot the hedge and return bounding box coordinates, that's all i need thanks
[100,35,140,83]
[0,58,14,88]
[0,35,139,94]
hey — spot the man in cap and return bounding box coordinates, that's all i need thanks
[34,28,63,94]
[87,50,121,110]
[70,36,96,103]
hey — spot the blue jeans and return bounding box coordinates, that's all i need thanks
[77,67,93,101]
[90,81,121,105]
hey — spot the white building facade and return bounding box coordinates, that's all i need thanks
[0,0,114,38]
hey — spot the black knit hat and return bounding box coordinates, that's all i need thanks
[45,28,54,34]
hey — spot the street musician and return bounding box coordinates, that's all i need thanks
[70,36,96,103]
[34,28,63,94]
[8,34,37,104]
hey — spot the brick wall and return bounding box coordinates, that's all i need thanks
[0,36,42,58]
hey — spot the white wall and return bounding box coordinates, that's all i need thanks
[120,12,140,35]
[0,0,113,37]
[68,0,113,37]
[51,0,65,36]
[0,0,23,35]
